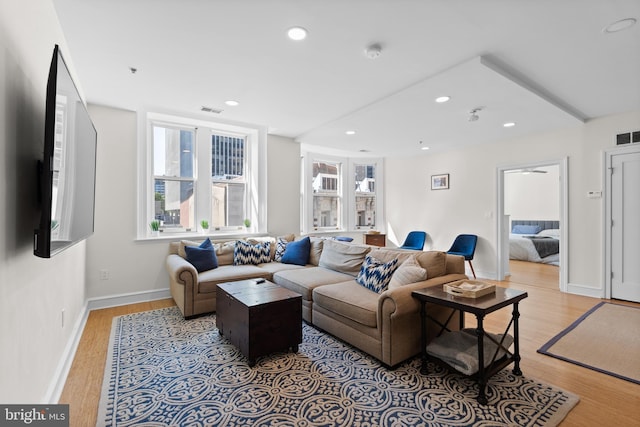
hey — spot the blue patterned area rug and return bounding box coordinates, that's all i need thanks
[97,306,578,426]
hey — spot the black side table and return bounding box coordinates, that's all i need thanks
[412,285,528,405]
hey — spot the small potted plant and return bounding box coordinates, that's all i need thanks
[149,220,160,236]
[243,218,251,230]
[200,219,209,234]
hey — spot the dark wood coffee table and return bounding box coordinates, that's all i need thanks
[412,285,528,405]
[216,279,302,367]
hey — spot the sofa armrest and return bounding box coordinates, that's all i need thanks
[378,273,469,323]
[377,273,468,366]
[166,254,199,317]
[166,254,198,286]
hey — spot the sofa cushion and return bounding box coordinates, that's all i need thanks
[257,261,306,275]
[313,281,378,327]
[184,238,218,272]
[318,240,371,276]
[355,255,399,293]
[197,265,270,293]
[281,236,311,266]
[308,237,324,266]
[273,267,353,301]
[415,251,447,279]
[215,241,236,266]
[389,255,427,289]
[234,240,271,265]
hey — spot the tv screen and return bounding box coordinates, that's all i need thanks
[34,45,97,258]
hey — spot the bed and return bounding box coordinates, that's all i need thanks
[509,220,560,266]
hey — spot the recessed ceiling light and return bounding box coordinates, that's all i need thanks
[435,96,450,103]
[287,26,308,41]
[602,18,637,33]
[421,146,430,151]
[345,130,356,135]
[503,122,516,128]
[225,100,239,106]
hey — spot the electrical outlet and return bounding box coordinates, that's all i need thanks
[99,269,110,280]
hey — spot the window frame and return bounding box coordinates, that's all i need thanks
[301,152,384,234]
[138,111,267,239]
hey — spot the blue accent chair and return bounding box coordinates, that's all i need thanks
[447,234,478,278]
[399,231,427,250]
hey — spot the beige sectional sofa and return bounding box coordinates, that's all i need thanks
[165,236,467,367]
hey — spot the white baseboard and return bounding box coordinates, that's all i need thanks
[45,288,171,403]
[43,302,89,404]
[86,288,171,311]
[566,282,604,299]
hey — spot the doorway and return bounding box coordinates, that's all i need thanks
[496,158,568,292]
[605,145,640,303]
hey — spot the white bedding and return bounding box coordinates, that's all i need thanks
[509,233,559,265]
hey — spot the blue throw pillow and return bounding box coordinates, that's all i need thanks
[356,255,400,293]
[281,236,311,266]
[185,239,218,272]
[511,224,542,234]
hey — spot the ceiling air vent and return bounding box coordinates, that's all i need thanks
[201,106,223,114]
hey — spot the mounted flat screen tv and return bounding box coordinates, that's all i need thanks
[34,45,97,258]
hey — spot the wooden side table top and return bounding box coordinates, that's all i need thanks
[412,285,528,316]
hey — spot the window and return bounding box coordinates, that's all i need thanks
[312,160,341,229]
[354,163,376,228]
[302,153,383,233]
[211,134,246,228]
[152,126,195,231]
[142,112,265,237]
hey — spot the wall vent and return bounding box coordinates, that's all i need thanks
[616,130,640,145]
[201,106,223,114]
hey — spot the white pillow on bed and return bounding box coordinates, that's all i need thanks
[537,228,560,238]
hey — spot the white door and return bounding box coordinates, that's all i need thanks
[611,150,640,302]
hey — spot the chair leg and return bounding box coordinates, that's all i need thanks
[468,260,476,279]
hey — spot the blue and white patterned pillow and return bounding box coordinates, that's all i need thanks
[274,238,288,262]
[356,255,400,293]
[233,240,271,265]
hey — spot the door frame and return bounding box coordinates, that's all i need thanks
[496,157,568,291]
[604,144,640,299]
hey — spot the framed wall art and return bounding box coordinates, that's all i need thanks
[431,173,449,190]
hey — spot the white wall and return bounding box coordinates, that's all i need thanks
[386,110,640,295]
[85,105,172,300]
[0,0,88,403]
[505,165,560,223]
[267,135,301,236]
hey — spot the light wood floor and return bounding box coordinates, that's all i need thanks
[59,262,640,426]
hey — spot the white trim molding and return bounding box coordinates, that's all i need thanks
[496,157,569,291]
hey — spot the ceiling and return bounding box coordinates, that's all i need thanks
[52,0,640,157]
